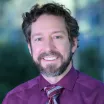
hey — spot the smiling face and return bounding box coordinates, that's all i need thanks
[28,14,77,77]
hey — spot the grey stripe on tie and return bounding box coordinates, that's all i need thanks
[47,86,62,96]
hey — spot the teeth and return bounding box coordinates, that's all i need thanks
[43,56,57,61]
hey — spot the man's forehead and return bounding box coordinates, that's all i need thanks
[31,14,65,27]
[31,14,67,36]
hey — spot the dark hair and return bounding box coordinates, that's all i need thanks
[22,2,79,43]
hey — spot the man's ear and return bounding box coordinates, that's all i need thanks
[28,44,31,55]
[71,37,78,53]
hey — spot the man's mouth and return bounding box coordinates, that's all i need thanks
[42,56,58,61]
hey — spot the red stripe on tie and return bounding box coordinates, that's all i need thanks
[44,86,63,104]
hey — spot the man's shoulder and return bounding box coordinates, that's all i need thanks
[2,76,41,104]
[76,70,104,90]
[75,70,104,103]
[6,76,40,96]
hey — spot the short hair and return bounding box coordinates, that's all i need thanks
[22,2,79,43]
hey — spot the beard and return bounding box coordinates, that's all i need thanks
[33,50,73,77]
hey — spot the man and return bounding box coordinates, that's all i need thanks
[2,2,104,104]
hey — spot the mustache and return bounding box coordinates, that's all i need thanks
[38,51,63,61]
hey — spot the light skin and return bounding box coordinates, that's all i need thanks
[28,14,78,84]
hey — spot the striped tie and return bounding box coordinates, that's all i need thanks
[44,86,63,104]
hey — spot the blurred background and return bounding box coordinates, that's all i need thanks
[0,0,104,103]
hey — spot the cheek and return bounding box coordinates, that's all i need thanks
[63,47,70,60]
[56,44,70,60]
[56,40,70,58]
[32,46,42,61]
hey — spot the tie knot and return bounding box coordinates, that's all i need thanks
[44,86,63,99]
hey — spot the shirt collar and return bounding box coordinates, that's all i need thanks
[39,66,79,91]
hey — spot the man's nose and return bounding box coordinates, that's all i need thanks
[43,38,55,52]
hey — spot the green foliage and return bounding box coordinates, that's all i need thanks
[0,43,39,103]
[78,46,102,80]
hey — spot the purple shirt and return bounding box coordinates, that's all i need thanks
[2,67,104,104]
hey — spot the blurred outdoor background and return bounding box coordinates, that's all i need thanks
[0,0,104,103]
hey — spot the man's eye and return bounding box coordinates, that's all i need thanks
[34,38,42,41]
[54,36,62,39]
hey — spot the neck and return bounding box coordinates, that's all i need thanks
[42,61,72,84]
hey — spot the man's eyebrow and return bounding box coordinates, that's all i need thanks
[51,31,66,35]
[31,33,42,38]
[31,30,66,38]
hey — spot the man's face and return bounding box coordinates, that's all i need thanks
[28,14,77,77]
